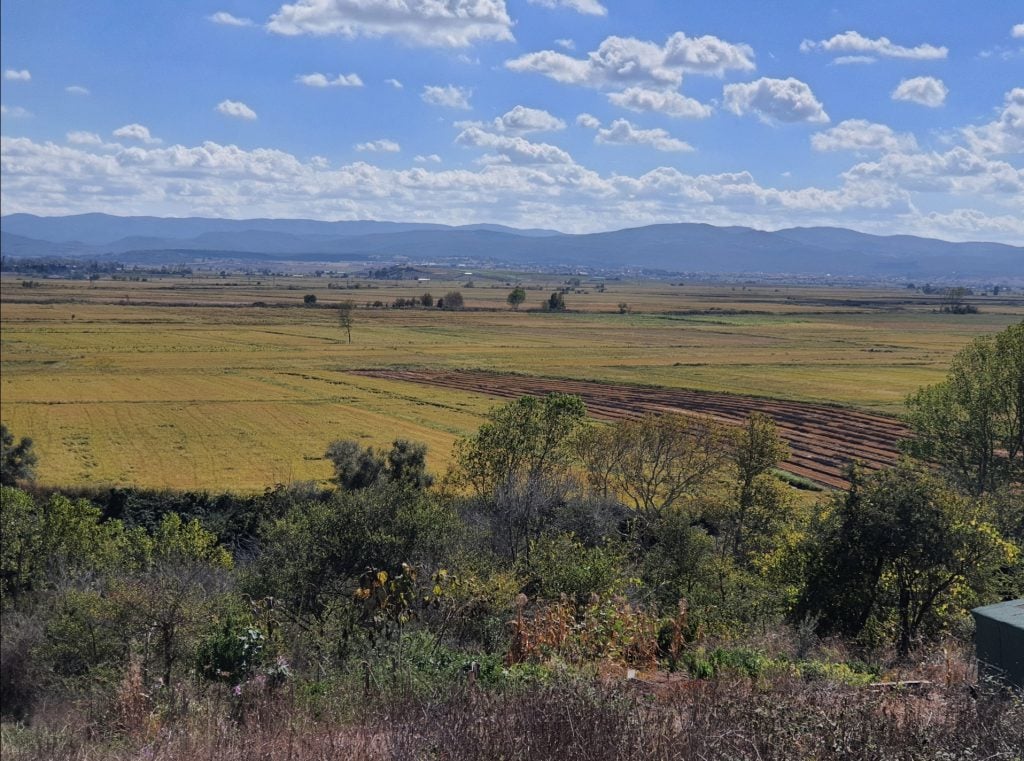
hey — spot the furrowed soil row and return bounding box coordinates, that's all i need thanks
[354,369,912,489]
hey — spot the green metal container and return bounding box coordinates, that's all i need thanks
[972,598,1024,689]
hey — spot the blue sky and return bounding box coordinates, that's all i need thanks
[1,0,1022,242]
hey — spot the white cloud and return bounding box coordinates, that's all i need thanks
[0,105,32,118]
[961,88,1024,155]
[266,0,514,47]
[209,11,254,26]
[66,131,103,145]
[811,119,917,153]
[2,128,1019,243]
[460,105,566,135]
[607,87,713,118]
[455,126,575,164]
[415,154,442,163]
[662,32,756,75]
[4,69,31,81]
[216,99,258,120]
[421,84,472,109]
[800,31,947,60]
[891,76,947,107]
[555,38,575,51]
[1012,23,1024,39]
[355,139,401,152]
[65,85,91,96]
[113,123,161,144]
[575,113,601,129]
[832,55,876,65]
[723,77,829,124]
[385,78,404,89]
[506,32,754,90]
[297,72,364,87]
[591,118,694,152]
[528,0,606,16]
[843,146,1023,196]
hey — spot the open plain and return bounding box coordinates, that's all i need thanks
[2,273,1021,491]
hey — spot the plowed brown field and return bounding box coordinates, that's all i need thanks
[355,369,911,489]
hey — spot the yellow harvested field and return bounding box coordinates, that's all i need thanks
[2,275,1021,491]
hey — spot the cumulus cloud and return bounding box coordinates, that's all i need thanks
[843,146,1023,196]
[575,113,601,129]
[4,69,31,81]
[297,72,364,87]
[415,153,442,163]
[355,139,401,152]
[961,88,1024,155]
[113,123,161,144]
[723,77,829,124]
[0,105,32,118]
[421,84,472,109]
[65,85,90,95]
[832,55,876,65]
[455,126,575,164]
[528,0,606,16]
[555,38,575,50]
[266,0,514,47]
[607,87,712,118]
[209,11,254,26]
[385,78,404,89]
[506,31,754,90]
[66,131,103,145]
[891,76,947,107]
[216,99,258,119]
[460,105,566,135]
[811,119,917,153]
[1013,23,1024,38]
[800,31,947,60]
[590,118,694,152]
[2,128,1018,242]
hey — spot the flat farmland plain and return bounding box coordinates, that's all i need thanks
[2,275,1021,491]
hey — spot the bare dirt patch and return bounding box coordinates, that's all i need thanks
[354,369,910,489]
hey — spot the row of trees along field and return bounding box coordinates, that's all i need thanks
[0,322,1021,759]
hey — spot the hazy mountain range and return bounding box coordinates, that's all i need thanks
[2,213,1021,279]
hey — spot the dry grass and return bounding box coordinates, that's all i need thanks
[2,674,1021,761]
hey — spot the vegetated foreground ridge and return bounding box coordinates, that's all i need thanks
[356,369,909,489]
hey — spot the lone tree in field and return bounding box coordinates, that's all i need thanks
[337,300,354,343]
[507,286,526,311]
[303,293,317,306]
[442,291,464,310]
[1,423,37,486]
[545,291,566,312]
[903,321,1023,494]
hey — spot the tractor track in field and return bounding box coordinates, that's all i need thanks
[353,369,911,490]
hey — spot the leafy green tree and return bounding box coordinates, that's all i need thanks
[454,393,587,496]
[596,413,729,514]
[421,292,434,308]
[546,291,566,311]
[507,286,526,310]
[325,439,434,490]
[798,464,1016,657]
[442,291,464,310]
[903,321,1023,494]
[252,483,455,641]
[1,424,37,486]
[528,533,625,606]
[325,440,385,490]
[722,414,792,561]
[303,293,317,305]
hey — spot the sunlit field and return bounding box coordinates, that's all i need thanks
[3,273,1021,491]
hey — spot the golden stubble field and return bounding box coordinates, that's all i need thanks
[2,273,1021,491]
